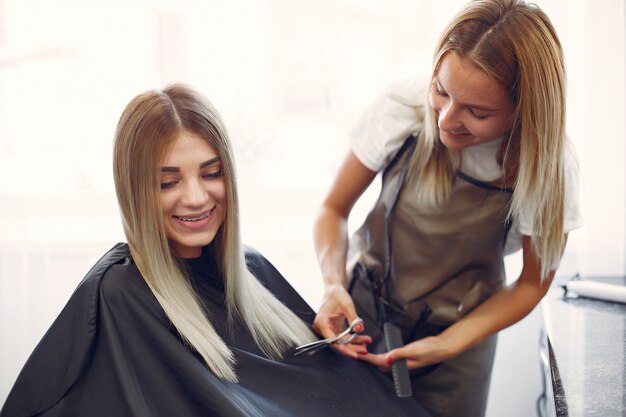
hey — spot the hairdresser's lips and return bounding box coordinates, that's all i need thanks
[441,129,471,141]
[172,208,215,230]
[439,129,474,149]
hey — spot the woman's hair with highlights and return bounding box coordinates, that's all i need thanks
[113,83,315,381]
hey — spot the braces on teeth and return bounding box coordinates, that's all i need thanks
[176,212,210,222]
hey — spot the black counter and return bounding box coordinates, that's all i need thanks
[541,276,626,417]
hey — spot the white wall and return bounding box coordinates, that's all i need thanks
[577,0,626,276]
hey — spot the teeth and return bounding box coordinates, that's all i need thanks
[175,212,210,222]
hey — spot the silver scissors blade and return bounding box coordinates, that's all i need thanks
[294,318,363,356]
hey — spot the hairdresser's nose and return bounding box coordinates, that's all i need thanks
[438,101,463,132]
[181,178,209,208]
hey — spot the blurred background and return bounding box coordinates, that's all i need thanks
[1,0,624,415]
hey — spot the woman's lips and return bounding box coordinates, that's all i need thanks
[174,211,211,222]
[172,209,214,229]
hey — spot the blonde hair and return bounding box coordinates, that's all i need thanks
[113,83,316,381]
[411,0,566,278]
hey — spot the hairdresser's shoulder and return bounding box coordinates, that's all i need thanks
[383,76,430,106]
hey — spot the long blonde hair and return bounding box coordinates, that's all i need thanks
[411,0,566,277]
[113,84,316,381]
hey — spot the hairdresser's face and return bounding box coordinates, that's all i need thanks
[160,131,226,258]
[429,52,515,150]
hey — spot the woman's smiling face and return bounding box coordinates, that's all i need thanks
[159,131,226,258]
[429,52,516,150]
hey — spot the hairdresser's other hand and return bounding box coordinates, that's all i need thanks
[313,284,372,359]
[358,335,451,371]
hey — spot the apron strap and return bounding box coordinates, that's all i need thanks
[375,134,418,323]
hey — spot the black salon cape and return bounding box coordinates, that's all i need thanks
[1,243,430,417]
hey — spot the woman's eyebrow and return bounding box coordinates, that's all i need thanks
[200,157,220,168]
[160,157,220,172]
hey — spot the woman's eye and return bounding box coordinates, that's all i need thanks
[160,181,176,190]
[202,169,223,179]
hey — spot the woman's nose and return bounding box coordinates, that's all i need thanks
[181,180,209,207]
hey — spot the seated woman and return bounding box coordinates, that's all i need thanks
[1,84,430,417]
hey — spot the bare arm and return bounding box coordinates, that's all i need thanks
[361,234,567,368]
[312,150,377,358]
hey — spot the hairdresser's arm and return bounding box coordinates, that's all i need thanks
[313,150,377,358]
[360,235,566,369]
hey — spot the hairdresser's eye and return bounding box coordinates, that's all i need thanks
[469,109,489,120]
[434,82,448,97]
[160,181,177,190]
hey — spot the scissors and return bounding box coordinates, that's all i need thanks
[294,318,364,356]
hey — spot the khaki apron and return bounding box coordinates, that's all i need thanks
[348,136,513,417]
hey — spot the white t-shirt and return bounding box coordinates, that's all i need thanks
[349,78,584,255]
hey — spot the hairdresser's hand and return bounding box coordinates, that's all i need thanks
[313,284,372,359]
[358,335,452,371]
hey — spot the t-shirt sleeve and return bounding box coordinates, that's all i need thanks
[349,78,427,172]
[561,142,585,233]
[506,141,584,255]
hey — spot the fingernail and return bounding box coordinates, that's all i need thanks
[364,339,373,345]
[358,350,368,355]
[386,356,394,366]
[354,324,364,332]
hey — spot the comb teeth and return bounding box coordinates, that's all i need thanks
[383,322,413,398]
